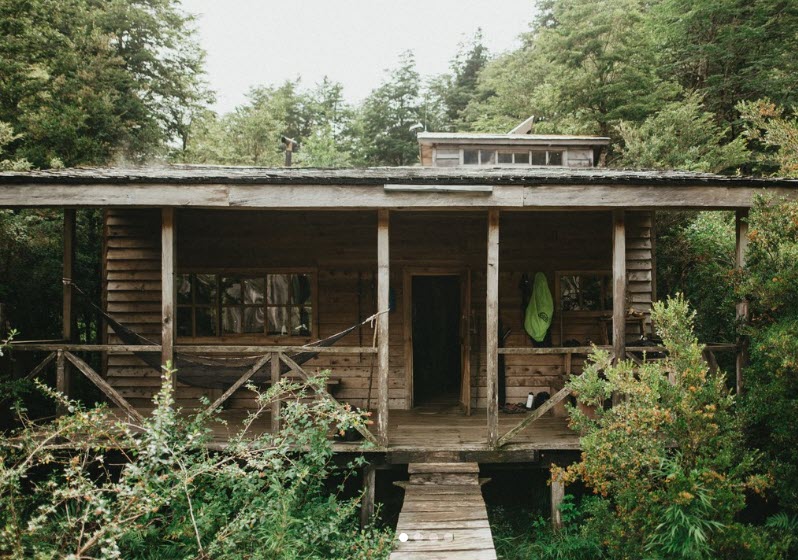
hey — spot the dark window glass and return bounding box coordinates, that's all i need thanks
[177,307,192,336]
[514,152,530,164]
[560,275,612,311]
[195,274,217,304]
[195,307,217,336]
[498,152,513,164]
[531,151,547,165]
[463,150,478,164]
[548,151,563,166]
[177,274,192,305]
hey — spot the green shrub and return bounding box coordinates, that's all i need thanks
[0,369,391,559]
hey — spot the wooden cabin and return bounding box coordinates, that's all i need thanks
[2,166,797,464]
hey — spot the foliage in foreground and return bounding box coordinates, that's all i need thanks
[0,371,390,559]
[739,197,798,513]
[551,295,794,559]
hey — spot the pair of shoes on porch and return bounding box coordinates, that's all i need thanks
[502,403,527,414]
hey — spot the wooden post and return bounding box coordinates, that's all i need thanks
[360,464,376,528]
[612,210,626,363]
[161,208,176,380]
[551,475,565,530]
[735,209,749,394]
[55,350,67,417]
[271,352,281,433]
[486,210,500,448]
[60,209,76,408]
[376,209,390,446]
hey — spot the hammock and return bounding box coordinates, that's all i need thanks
[68,281,380,390]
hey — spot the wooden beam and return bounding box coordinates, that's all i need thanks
[61,209,76,406]
[486,209,500,448]
[360,464,376,528]
[612,210,626,363]
[205,353,272,414]
[5,183,798,209]
[497,384,572,447]
[735,208,749,393]
[271,352,281,433]
[377,209,390,446]
[55,350,68,417]
[64,351,143,423]
[161,208,176,377]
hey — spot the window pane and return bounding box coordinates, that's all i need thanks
[531,151,546,165]
[177,307,192,336]
[196,307,217,337]
[293,274,312,305]
[548,151,563,165]
[243,306,264,333]
[221,277,242,304]
[498,152,513,164]
[463,150,478,165]
[514,152,530,164]
[195,274,217,305]
[560,275,607,311]
[243,277,264,304]
[480,150,496,165]
[267,306,290,336]
[177,274,192,304]
[222,306,243,334]
[267,274,293,305]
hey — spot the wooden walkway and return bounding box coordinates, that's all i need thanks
[390,463,496,560]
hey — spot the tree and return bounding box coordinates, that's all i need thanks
[463,0,677,142]
[355,51,422,166]
[616,93,749,172]
[0,0,211,167]
[738,99,798,177]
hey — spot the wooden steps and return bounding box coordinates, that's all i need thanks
[391,463,497,560]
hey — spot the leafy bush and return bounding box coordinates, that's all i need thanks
[0,370,391,559]
[554,295,788,559]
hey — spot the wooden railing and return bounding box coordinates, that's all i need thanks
[7,342,380,447]
[495,342,738,448]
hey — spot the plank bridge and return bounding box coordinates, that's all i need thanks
[391,463,496,560]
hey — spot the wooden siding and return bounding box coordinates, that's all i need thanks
[104,209,654,411]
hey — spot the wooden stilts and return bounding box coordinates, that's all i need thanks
[360,464,376,528]
[612,210,627,363]
[551,475,565,530]
[59,209,76,414]
[486,210,500,448]
[377,209,390,446]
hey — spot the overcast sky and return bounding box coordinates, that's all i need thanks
[180,0,536,115]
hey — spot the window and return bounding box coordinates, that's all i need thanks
[513,151,530,165]
[531,151,547,165]
[463,150,478,165]
[559,273,612,312]
[498,152,513,164]
[479,150,496,165]
[177,272,314,337]
[548,150,563,166]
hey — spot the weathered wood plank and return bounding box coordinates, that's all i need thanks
[161,208,175,375]
[64,351,144,423]
[377,209,390,445]
[612,210,626,362]
[486,210,500,448]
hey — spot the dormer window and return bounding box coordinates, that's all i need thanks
[461,148,567,167]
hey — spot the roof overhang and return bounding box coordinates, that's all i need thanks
[0,166,795,210]
[417,133,611,147]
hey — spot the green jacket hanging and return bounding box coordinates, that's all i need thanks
[524,272,553,342]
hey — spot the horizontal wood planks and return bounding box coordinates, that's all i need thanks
[103,209,653,418]
[391,463,496,559]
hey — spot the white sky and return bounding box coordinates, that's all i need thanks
[180,0,536,114]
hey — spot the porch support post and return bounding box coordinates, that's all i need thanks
[486,209,500,448]
[271,352,281,433]
[360,464,376,528]
[58,209,76,409]
[161,208,176,381]
[735,209,749,394]
[377,209,390,446]
[612,210,627,363]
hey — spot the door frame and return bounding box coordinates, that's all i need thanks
[403,267,472,412]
